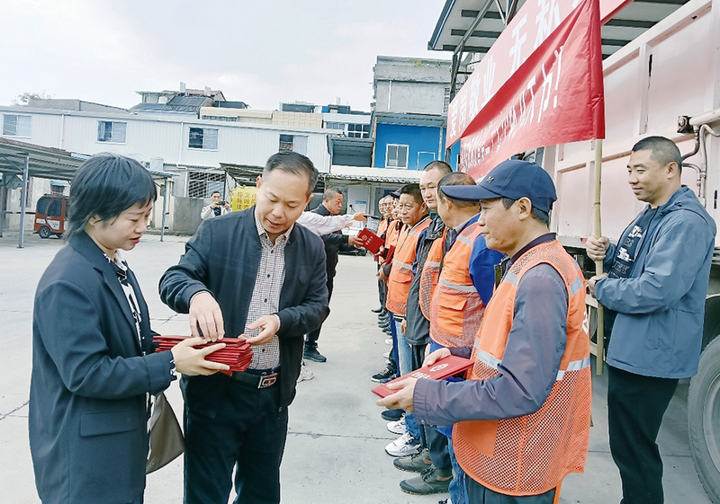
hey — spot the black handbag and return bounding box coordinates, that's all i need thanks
[146,392,185,474]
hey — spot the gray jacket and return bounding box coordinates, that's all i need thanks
[596,186,716,378]
[405,215,445,345]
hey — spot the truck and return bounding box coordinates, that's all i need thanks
[438,0,720,499]
[538,0,720,500]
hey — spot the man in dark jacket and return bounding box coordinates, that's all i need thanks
[159,151,329,504]
[304,188,360,362]
[588,136,716,504]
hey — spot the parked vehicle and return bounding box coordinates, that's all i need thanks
[34,194,68,238]
[539,0,720,500]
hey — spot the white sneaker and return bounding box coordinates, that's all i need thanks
[387,415,406,435]
[385,338,393,345]
[383,351,390,358]
[385,431,420,457]
[297,361,314,382]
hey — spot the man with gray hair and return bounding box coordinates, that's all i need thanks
[304,187,361,362]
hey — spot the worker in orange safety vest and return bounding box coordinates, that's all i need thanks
[379,183,430,457]
[378,160,592,504]
[412,171,504,502]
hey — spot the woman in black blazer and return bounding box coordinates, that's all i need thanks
[28,154,227,504]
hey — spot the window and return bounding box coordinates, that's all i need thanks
[187,170,226,199]
[201,115,238,122]
[386,144,409,168]
[46,199,63,217]
[347,123,370,138]
[97,121,127,143]
[3,115,31,137]
[189,127,218,150]
[443,87,450,115]
[279,134,308,155]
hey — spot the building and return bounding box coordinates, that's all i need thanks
[0,87,341,234]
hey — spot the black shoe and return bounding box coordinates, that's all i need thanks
[371,307,383,313]
[381,408,404,421]
[303,346,327,362]
[383,327,392,335]
[371,367,395,383]
[378,320,390,329]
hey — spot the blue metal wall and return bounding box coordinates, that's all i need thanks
[374,123,459,170]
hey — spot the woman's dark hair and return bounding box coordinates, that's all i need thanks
[65,153,157,241]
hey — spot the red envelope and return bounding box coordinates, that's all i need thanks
[372,355,473,398]
[356,228,385,254]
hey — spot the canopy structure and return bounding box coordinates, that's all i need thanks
[0,137,174,247]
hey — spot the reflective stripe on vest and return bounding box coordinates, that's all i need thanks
[385,218,431,316]
[453,240,592,496]
[419,230,446,320]
[429,222,486,348]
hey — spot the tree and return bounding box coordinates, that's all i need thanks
[11,90,53,105]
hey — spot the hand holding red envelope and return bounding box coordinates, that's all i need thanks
[154,335,254,376]
[372,355,473,398]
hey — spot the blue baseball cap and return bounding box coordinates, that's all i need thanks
[439,160,557,214]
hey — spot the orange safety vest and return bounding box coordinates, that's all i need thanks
[429,222,486,348]
[418,229,446,320]
[385,217,431,316]
[376,218,390,264]
[453,239,591,496]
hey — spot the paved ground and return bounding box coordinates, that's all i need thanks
[0,232,712,503]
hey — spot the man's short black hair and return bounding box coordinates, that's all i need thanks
[632,136,682,174]
[437,172,478,209]
[399,183,424,205]
[210,190,222,197]
[263,151,319,195]
[66,153,157,241]
[323,187,342,200]
[423,160,453,175]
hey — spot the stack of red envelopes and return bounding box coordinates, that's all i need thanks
[154,335,254,376]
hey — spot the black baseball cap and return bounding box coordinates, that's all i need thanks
[439,160,557,214]
[389,190,401,199]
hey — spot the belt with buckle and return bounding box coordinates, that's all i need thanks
[232,367,280,389]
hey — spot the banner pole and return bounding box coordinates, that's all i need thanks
[593,138,604,375]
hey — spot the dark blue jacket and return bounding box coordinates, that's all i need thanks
[159,206,329,413]
[29,232,175,504]
[597,186,716,378]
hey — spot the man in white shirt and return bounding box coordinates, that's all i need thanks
[296,209,366,236]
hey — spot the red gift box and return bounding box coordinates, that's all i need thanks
[372,355,473,398]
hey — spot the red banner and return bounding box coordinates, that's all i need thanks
[458,0,605,177]
[447,0,623,149]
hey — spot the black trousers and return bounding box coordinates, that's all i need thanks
[607,365,678,504]
[306,269,334,348]
[183,378,288,504]
[466,478,556,503]
[378,268,387,309]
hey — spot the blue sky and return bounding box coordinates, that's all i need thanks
[1,0,450,111]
